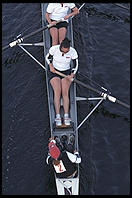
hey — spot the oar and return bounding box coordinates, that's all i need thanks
[71,3,85,19]
[2,3,85,51]
[113,3,130,11]
[18,44,130,110]
[55,70,130,109]
[2,19,63,51]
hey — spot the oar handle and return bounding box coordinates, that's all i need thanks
[47,18,64,28]
[55,70,67,78]
[55,70,74,82]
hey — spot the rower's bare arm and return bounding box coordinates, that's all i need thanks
[45,12,57,25]
[64,7,79,20]
[45,12,52,24]
[49,63,56,73]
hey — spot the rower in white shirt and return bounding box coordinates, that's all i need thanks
[45,3,79,46]
[46,37,78,126]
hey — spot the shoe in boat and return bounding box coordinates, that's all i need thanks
[68,134,75,145]
[61,135,67,142]
[55,117,62,126]
[55,136,63,150]
[64,117,71,126]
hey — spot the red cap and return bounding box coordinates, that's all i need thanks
[48,141,60,160]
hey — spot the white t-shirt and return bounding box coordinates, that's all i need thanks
[46,45,78,71]
[66,151,81,163]
[46,3,76,22]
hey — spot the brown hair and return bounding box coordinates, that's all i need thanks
[60,37,71,49]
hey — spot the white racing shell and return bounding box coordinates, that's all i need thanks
[56,178,79,195]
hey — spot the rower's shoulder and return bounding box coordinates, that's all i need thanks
[69,47,78,55]
[70,46,77,51]
[49,45,60,51]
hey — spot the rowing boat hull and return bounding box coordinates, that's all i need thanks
[56,178,79,195]
[41,3,79,195]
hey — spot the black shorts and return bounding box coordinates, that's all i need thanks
[48,68,71,81]
[49,19,68,29]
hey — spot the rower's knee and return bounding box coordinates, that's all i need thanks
[52,39,58,46]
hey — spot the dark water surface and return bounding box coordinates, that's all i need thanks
[2,3,130,195]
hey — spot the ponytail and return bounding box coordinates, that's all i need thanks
[60,37,71,49]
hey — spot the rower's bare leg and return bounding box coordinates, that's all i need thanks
[50,77,61,115]
[58,27,67,44]
[49,27,59,46]
[61,77,71,115]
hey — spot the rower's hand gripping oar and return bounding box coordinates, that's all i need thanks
[55,70,130,109]
[17,44,129,110]
[2,19,64,51]
[2,3,85,51]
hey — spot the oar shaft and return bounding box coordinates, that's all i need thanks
[55,71,102,95]
[113,3,130,11]
[71,3,85,19]
[2,19,62,51]
[22,26,48,40]
[75,79,130,109]
[55,70,101,94]
[2,45,9,51]
[55,70,130,109]
[22,19,63,41]
[74,78,101,95]
[78,3,85,11]
[116,99,130,109]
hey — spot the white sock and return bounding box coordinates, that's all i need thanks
[64,113,69,118]
[56,114,61,119]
